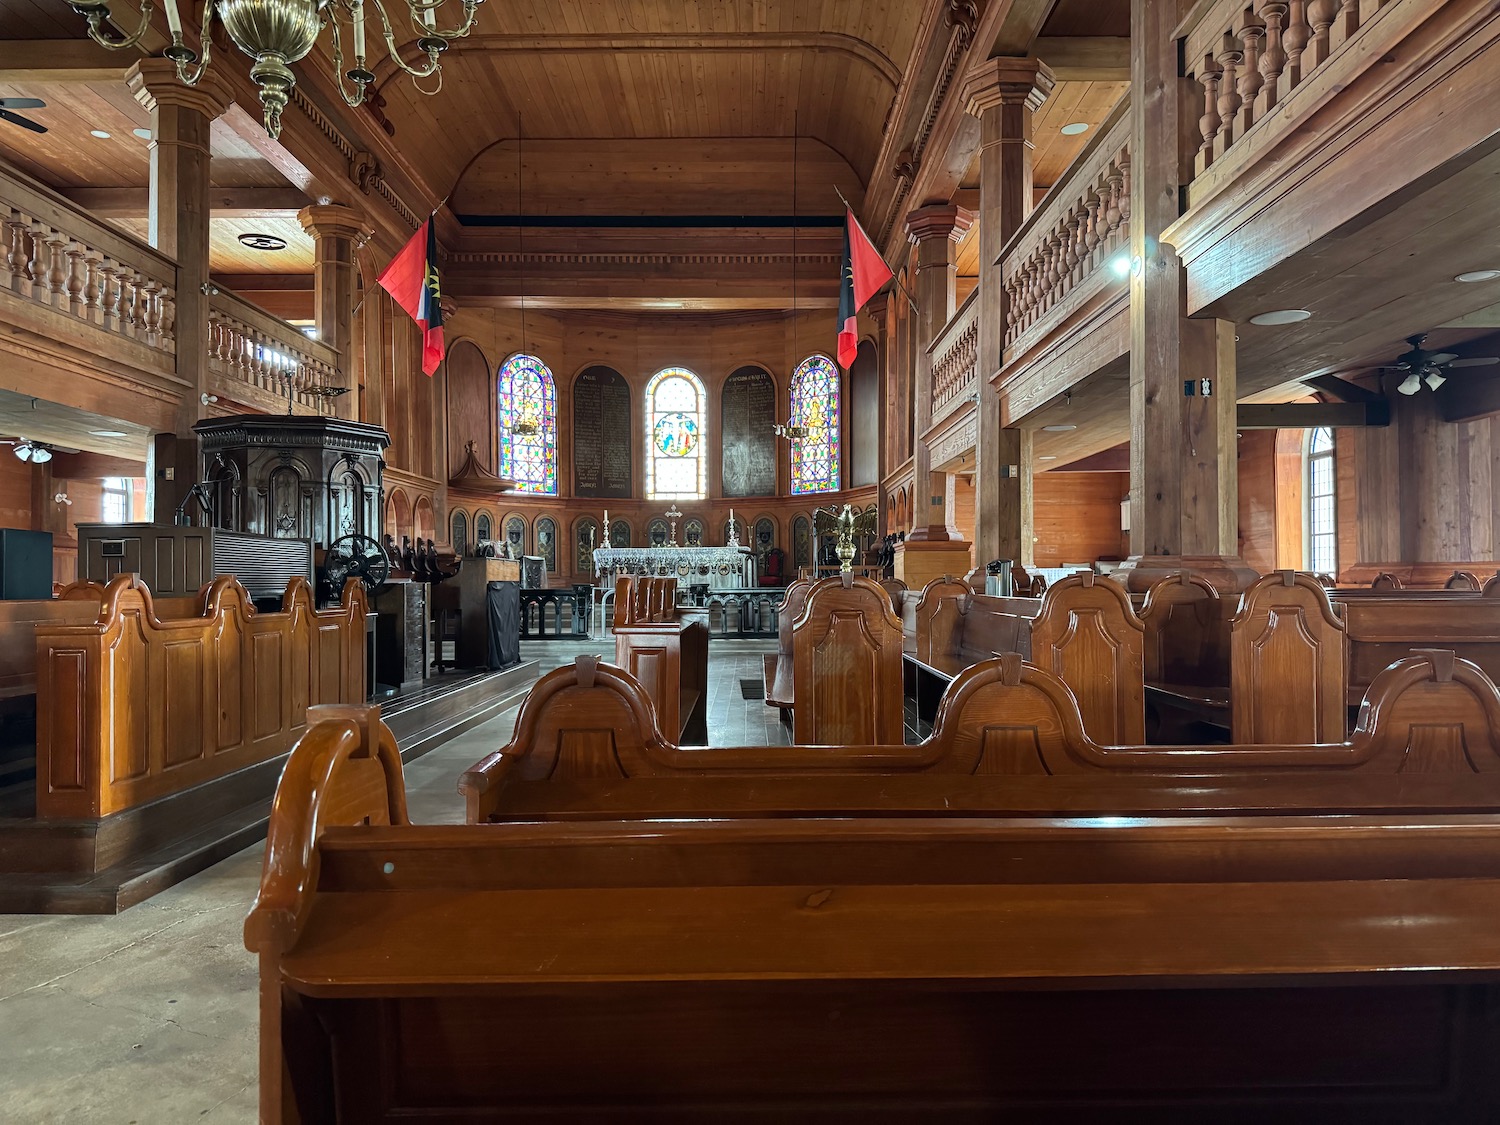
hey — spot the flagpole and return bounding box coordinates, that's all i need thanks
[834,185,918,315]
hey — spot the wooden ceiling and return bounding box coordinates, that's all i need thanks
[359,0,924,199]
[0,386,152,460]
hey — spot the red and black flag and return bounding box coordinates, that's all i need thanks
[378,217,445,376]
[837,207,894,369]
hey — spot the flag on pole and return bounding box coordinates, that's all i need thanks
[378,218,445,376]
[837,207,894,369]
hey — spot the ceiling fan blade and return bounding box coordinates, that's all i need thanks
[0,98,45,110]
[1448,357,1500,368]
[0,109,46,134]
[1429,352,1459,364]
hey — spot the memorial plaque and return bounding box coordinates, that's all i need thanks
[573,366,633,498]
[720,366,777,498]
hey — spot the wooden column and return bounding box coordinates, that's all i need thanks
[964,57,1053,571]
[1119,0,1253,593]
[895,203,975,588]
[867,289,892,538]
[127,61,231,522]
[298,204,372,422]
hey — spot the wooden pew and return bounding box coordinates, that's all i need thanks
[1332,589,1500,707]
[462,649,1500,825]
[791,573,904,744]
[258,698,1500,1122]
[35,573,367,820]
[911,574,973,661]
[1139,572,1233,740]
[763,577,810,712]
[1232,570,1347,744]
[611,575,708,745]
[914,572,1145,744]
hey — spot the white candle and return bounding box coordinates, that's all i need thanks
[164,0,183,37]
[352,0,365,59]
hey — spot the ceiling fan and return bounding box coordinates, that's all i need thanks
[0,98,47,134]
[1381,334,1499,395]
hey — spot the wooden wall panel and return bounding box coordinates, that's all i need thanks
[445,340,495,478]
[1237,430,1278,575]
[1033,471,1127,566]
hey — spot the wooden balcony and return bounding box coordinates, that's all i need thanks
[207,287,338,416]
[928,288,979,431]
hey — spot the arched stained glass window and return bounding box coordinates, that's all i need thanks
[498,353,557,494]
[645,367,706,500]
[790,354,840,494]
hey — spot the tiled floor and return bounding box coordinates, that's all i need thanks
[0,634,782,1121]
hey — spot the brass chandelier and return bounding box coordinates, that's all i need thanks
[67,0,482,138]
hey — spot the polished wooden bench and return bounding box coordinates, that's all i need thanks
[253,697,1500,1122]
[913,571,1145,743]
[611,575,708,745]
[791,573,904,744]
[1332,588,1500,707]
[764,577,810,712]
[1138,571,1234,741]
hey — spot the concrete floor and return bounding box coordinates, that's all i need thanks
[0,637,779,1122]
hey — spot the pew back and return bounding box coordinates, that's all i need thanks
[912,574,974,661]
[765,577,811,708]
[1029,572,1146,743]
[1334,593,1500,705]
[1231,570,1347,744]
[36,574,367,819]
[792,575,904,745]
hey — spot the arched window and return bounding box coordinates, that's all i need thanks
[645,367,706,500]
[101,477,133,524]
[790,354,840,494]
[451,510,468,556]
[497,353,557,494]
[1305,427,1337,575]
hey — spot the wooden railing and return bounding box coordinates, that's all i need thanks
[208,287,339,413]
[1000,98,1131,354]
[929,287,979,426]
[1182,0,1393,184]
[0,164,177,360]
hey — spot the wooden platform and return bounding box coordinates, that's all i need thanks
[0,660,537,914]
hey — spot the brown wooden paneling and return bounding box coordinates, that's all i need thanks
[1032,470,1127,565]
[791,576,903,745]
[1029,571,1145,743]
[1231,571,1347,744]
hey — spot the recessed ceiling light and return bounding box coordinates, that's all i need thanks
[1248,309,1312,326]
[238,232,287,251]
[89,129,111,139]
[1042,423,1077,432]
[89,429,128,438]
[132,127,152,140]
[1455,270,1500,283]
[1060,122,1090,136]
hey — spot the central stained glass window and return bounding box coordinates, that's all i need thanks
[645,367,706,499]
[497,353,557,494]
[790,354,840,494]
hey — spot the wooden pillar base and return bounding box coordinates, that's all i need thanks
[894,540,974,590]
[1113,554,1259,595]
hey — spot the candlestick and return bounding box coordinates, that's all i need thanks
[602,510,611,548]
[163,0,183,38]
[352,0,365,59]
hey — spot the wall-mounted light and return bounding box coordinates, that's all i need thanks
[200,393,219,405]
[54,491,72,506]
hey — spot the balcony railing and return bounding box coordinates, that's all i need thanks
[929,287,979,426]
[1000,97,1130,357]
[208,288,339,414]
[1182,0,1393,188]
[1,165,177,361]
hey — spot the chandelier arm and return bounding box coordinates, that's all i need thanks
[406,0,480,41]
[168,0,216,86]
[370,0,441,78]
[81,0,156,51]
[326,12,371,107]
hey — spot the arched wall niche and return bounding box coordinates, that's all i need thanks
[445,339,494,478]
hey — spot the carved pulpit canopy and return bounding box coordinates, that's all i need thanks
[449,439,516,494]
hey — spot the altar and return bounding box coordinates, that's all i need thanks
[593,545,755,590]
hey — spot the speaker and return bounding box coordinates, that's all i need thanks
[0,529,54,599]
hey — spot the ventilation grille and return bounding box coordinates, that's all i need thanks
[213,533,313,599]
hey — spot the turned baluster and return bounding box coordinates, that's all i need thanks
[1195,52,1223,167]
[127,273,147,337]
[159,286,175,345]
[1283,0,1310,92]
[1117,153,1131,243]
[1255,1,1288,115]
[4,215,29,295]
[1236,12,1265,135]
[1062,211,1082,283]
[27,220,46,300]
[1103,164,1124,252]
[1330,0,1359,48]
[98,259,119,331]
[1044,232,1066,309]
[65,243,86,317]
[44,230,68,308]
[81,252,101,323]
[1216,32,1244,154]
[1083,188,1103,267]
[1306,0,1337,65]
[142,279,162,343]
[1070,206,1089,281]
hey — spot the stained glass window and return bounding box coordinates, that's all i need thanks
[790,354,840,494]
[498,353,557,494]
[645,367,706,500]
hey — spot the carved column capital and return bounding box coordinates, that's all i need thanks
[297,204,375,245]
[905,202,975,246]
[126,60,233,122]
[962,57,1056,119]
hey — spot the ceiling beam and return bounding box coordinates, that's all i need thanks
[1032,37,1131,81]
[1236,401,1391,429]
[1302,374,1384,404]
[1437,373,1500,423]
[0,40,139,82]
[61,187,310,220]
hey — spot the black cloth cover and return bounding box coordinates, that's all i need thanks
[486,580,521,670]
